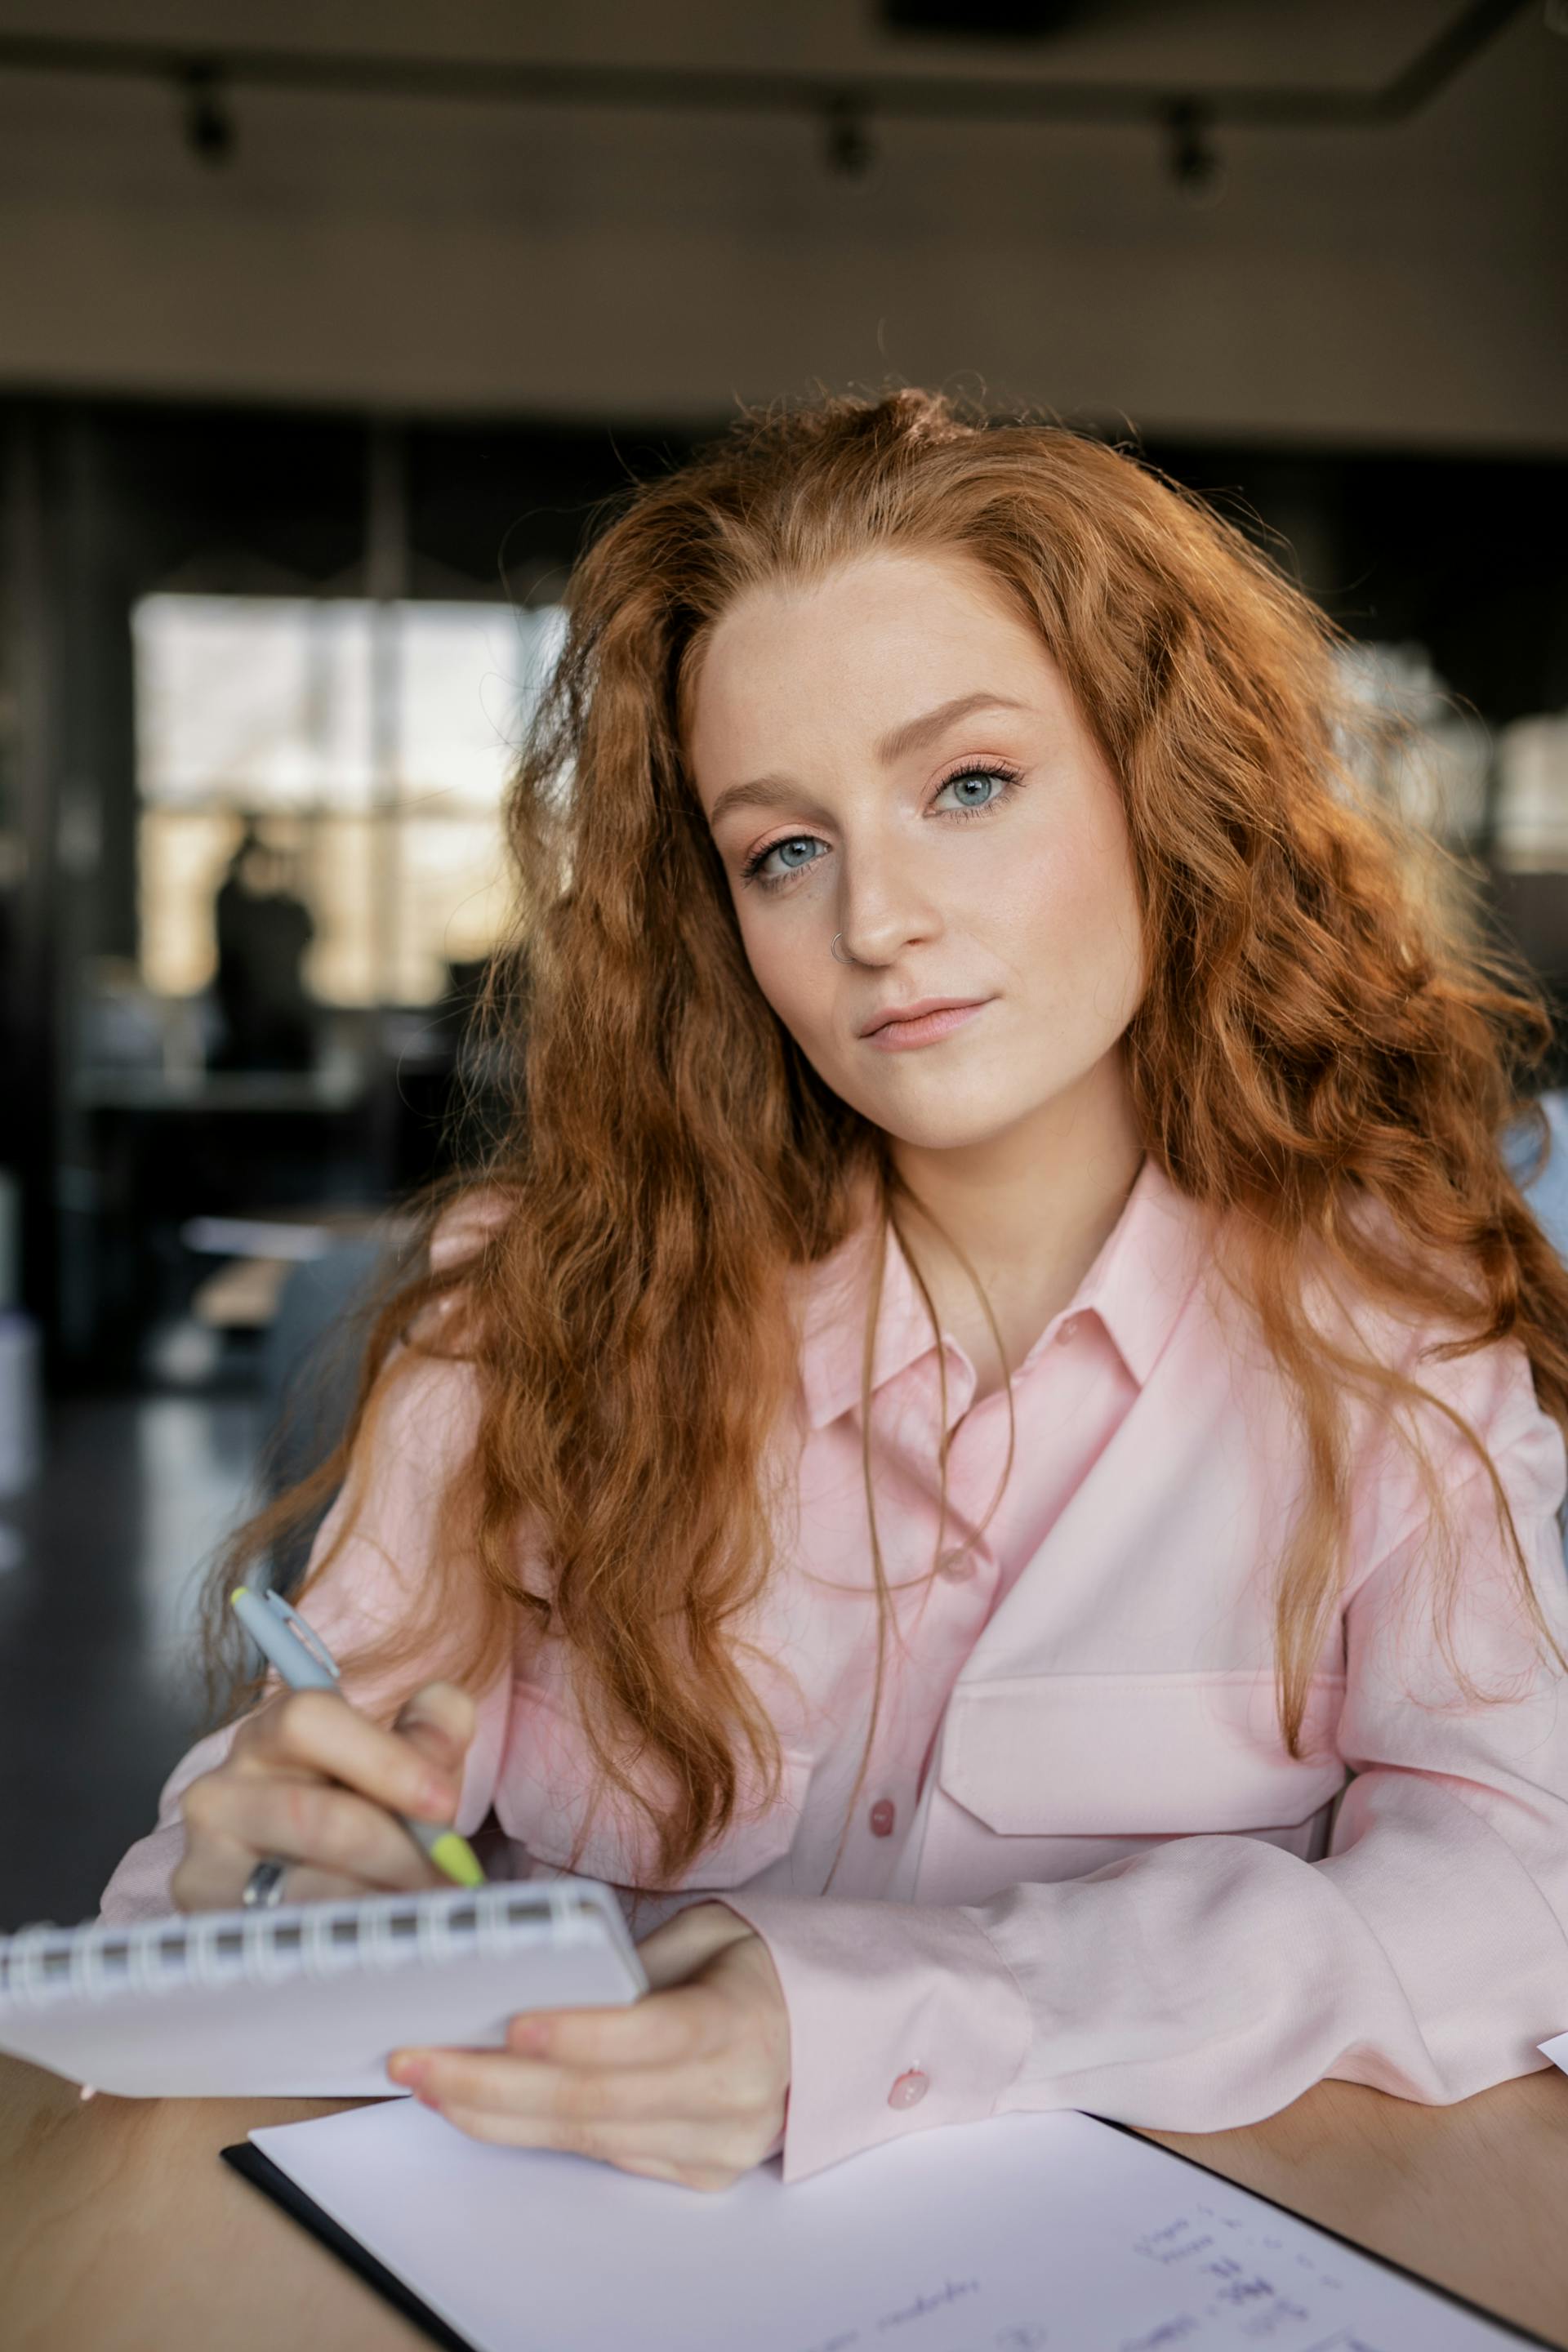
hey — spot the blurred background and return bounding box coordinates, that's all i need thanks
[1,0,1566,1926]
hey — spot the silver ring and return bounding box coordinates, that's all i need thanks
[241,1857,291,1909]
[831,932,850,964]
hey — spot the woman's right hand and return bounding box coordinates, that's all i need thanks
[171,1680,477,1912]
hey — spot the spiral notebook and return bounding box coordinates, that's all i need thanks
[0,1879,647,2099]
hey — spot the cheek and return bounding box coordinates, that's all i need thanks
[989,805,1144,1029]
[736,908,835,1045]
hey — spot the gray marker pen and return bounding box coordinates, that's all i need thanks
[229,1585,485,1887]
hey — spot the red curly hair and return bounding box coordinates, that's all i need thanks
[205,385,1568,1887]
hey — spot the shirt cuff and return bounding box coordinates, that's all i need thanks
[717,1893,1031,2181]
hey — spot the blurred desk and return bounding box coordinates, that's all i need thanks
[65,1058,380,1374]
[2,2051,1566,2350]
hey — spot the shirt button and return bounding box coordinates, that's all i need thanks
[869,1797,896,1838]
[1054,1314,1080,1345]
[937,1550,974,1583]
[888,2069,929,2109]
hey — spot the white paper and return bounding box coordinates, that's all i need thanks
[248,2097,1526,2351]
[1537,2030,1568,2078]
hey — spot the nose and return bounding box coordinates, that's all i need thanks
[833,835,943,968]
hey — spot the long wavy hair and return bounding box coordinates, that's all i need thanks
[202,385,1568,1887]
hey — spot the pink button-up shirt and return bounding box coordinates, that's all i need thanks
[98,1156,1568,2180]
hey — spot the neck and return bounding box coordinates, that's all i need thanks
[887,1047,1146,1335]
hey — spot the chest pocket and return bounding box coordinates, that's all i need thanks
[496,1680,816,1893]
[938,1671,1348,1838]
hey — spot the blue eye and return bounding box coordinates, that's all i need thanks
[937,768,1010,813]
[740,835,825,887]
[742,837,827,889]
[737,761,1022,893]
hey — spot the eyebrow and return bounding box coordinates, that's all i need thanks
[705,691,1031,831]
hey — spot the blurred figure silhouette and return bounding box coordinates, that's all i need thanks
[211,827,317,1071]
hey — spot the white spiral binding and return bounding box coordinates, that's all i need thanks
[475,1886,514,1961]
[244,1907,297,1985]
[416,1893,458,1969]
[11,1925,62,2007]
[127,1922,165,1998]
[189,1914,241,1989]
[303,1902,349,1979]
[131,1920,179,1993]
[0,1881,575,2009]
[74,1930,117,2002]
[362,1894,406,1972]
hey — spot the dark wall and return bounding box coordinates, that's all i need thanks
[1138,435,1568,727]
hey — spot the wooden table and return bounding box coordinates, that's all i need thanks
[4,2051,1567,2351]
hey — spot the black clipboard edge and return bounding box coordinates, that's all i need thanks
[1095,2114,1560,2350]
[221,2140,477,2352]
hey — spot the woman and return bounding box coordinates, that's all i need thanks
[100,386,1568,2193]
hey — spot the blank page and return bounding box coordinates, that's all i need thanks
[248,2096,1528,2350]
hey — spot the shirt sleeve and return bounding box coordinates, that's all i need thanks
[724,1386,1568,2182]
[96,1347,514,1923]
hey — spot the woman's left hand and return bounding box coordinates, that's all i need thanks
[386,1902,791,2191]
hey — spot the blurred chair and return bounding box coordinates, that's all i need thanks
[1507,1092,1568,1261]
[1503,1091,1568,1577]
[257,1236,390,1593]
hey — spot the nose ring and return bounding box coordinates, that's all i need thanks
[831,933,850,964]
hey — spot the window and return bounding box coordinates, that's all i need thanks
[133,594,567,1005]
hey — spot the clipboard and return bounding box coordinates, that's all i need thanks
[222,2140,474,2351]
[220,2108,1552,2350]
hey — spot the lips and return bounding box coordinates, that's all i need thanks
[861,1000,992,1053]
[860,997,988,1038]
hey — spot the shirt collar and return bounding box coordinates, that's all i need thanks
[794,1153,1209,1432]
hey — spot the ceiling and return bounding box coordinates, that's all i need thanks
[0,2,1559,448]
[0,2,1518,99]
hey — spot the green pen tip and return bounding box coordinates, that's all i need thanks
[429,1831,487,1887]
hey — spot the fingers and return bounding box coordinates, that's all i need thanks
[265,1862,414,1905]
[394,2039,778,2192]
[172,1845,395,1912]
[431,2103,748,2192]
[635,1900,756,1991]
[230,1687,461,1823]
[386,1975,789,2191]
[392,1682,476,1805]
[503,1989,710,2069]
[176,1679,479,1913]
[180,1767,452,1897]
[170,1816,396,1913]
[384,1930,791,2190]
[397,2045,737,2128]
[171,1822,270,1913]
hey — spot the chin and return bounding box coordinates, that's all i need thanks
[857,1093,1028,1154]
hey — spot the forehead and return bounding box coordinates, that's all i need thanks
[684,547,1049,777]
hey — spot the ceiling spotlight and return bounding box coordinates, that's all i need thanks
[1165,98,1225,208]
[824,93,876,180]
[182,64,237,167]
